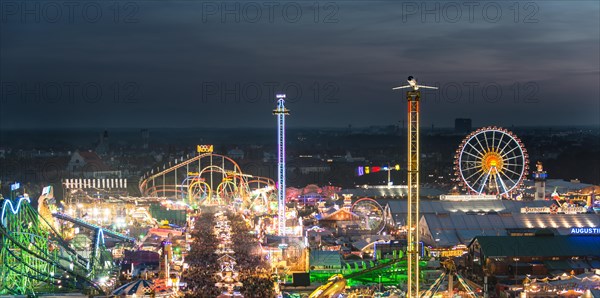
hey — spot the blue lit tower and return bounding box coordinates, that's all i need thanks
[533,161,547,200]
[273,93,289,236]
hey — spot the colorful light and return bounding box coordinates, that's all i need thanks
[273,93,289,236]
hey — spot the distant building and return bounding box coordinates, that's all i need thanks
[141,129,150,149]
[67,150,120,178]
[340,185,444,199]
[335,151,366,163]
[263,152,276,162]
[226,148,244,160]
[292,159,330,174]
[454,118,472,134]
[468,235,600,278]
[382,199,599,247]
[95,130,109,155]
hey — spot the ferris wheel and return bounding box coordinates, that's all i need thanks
[351,198,385,234]
[454,127,529,197]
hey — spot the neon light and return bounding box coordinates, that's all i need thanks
[196,144,214,153]
[96,228,106,247]
[10,182,20,191]
[42,186,51,195]
[357,166,364,176]
[570,227,600,235]
[180,175,204,200]
[1,196,31,226]
[358,165,400,175]
[273,93,289,236]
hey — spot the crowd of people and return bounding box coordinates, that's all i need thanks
[181,211,275,298]
[182,213,221,297]
[229,212,275,297]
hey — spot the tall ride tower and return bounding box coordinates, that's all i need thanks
[273,93,289,236]
[393,76,437,297]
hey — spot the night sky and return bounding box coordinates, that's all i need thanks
[1,1,599,129]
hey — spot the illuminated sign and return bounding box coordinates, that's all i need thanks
[10,182,20,191]
[520,206,587,214]
[381,165,400,171]
[561,206,588,214]
[440,195,498,201]
[42,186,51,195]
[197,145,214,153]
[358,165,400,176]
[440,250,466,257]
[357,166,364,176]
[570,227,600,235]
[521,207,550,213]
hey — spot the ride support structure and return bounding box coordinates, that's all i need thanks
[1,186,136,296]
[138,152,275,210]
[406,89,421,298]
[0,196,104,295]
[273,93,289,236]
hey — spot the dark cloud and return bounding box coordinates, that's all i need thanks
[1,1,598,129]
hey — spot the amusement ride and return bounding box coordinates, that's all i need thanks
[455,127,529,197]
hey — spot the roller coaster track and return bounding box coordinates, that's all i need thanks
[52,213,136,243]
[0,197,111,295]
[309,258,405,298]
[138,153,276,209]
[139,153,244,195]
[344,258,404,280]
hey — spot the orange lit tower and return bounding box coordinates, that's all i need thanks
[393,76,437,297]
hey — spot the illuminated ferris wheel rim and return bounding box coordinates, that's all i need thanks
[455,126,529,196]
[351,197,385,233]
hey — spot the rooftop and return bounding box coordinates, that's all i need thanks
[421,213,600,247]
[471,235,600,257]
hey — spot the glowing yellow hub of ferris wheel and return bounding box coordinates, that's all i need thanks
[481,150,504,174]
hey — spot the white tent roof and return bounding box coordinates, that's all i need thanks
[387,199,554,215]
[421,213,600,247]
